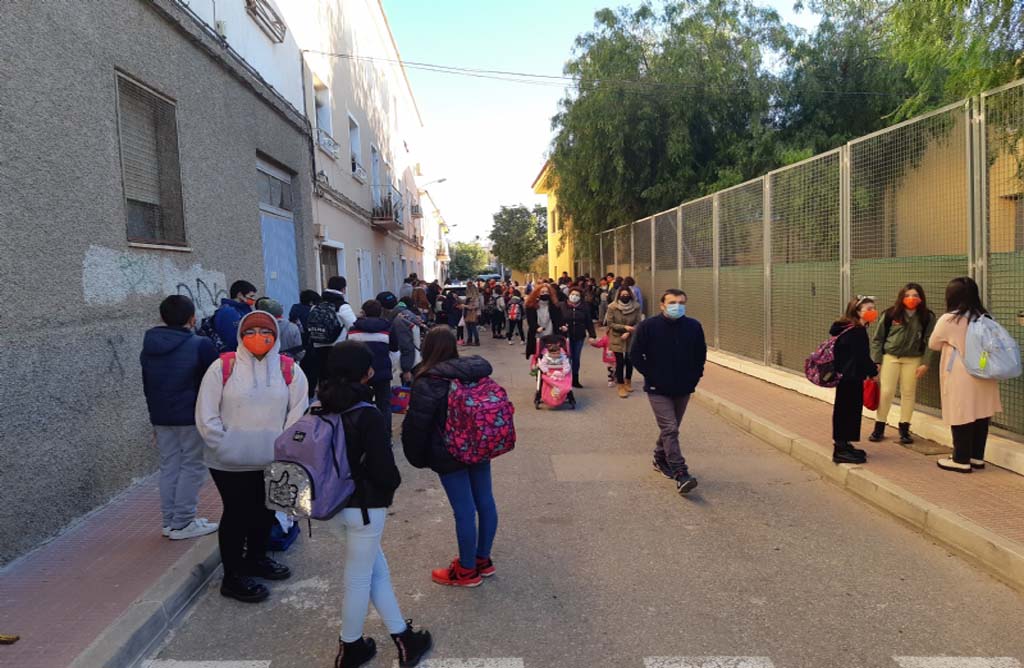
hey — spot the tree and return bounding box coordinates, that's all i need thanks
[488,204,548,273]
[448,241,488,280]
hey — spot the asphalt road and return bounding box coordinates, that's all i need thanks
[147,329,1024,668]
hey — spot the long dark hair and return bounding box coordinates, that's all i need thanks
[945,276,987,322]
[838,296,875,326]
[886,282,929,323]
[318,341,373,413]
[415,326,459,380]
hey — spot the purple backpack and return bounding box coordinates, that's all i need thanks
[265,402,373,521]
[804,326,854,387]
[444,377,516,465]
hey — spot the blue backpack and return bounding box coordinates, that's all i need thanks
[963,315,1022,380]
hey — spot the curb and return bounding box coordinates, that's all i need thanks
[70,535,221,668]
[693,389,1024,593]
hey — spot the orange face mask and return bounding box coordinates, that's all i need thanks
[242,333,275,356]
[861,309,879,324]
[903,296,922,310]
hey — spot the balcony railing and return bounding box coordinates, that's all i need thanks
[410,203,424,219]
[317,127,340,159]
[371,184,404,231]
[351,154,368,182]
[436,244,450,261]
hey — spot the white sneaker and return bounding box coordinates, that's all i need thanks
[162,526,171,538]
[169,518,219,540]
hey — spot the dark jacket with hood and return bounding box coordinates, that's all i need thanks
[631,314,707,396]
[332,383,402,509]
[559,300,596,342]
[348,317,399,380]
[830,321,877,383]
[401,355,493,475]
[443,293,462,328]
[140,326,218,425]
[212,299,251,352]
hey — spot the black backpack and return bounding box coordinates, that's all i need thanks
[196,309,228,352]
[306,301,343,345]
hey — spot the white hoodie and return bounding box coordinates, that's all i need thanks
[195,310,309,472]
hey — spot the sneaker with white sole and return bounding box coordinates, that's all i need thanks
[169,518,219,540]
[162,526,171,538]
[936,457,972,474]
[971,458,986,469]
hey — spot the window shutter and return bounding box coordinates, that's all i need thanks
[117,79,162,205]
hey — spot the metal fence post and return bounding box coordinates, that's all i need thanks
[839,144,852,308]
[676,206,683,288]
[630,223,635,277]
[599,233,604,278]
[650,216,657,304]
[763,176,772,366]
[970,96,988,298]
[613,230,618,276]
[712,194,721,349]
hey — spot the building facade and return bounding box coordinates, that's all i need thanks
[1,0,316,562]
[532,161,575,280]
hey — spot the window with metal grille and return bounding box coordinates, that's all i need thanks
[257,168,293,212]
[116,75,185,245]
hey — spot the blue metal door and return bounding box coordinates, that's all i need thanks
[260,211,299,315]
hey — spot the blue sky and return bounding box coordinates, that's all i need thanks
[383,0,819,242]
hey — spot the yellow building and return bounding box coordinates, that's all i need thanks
[532,161,574,280]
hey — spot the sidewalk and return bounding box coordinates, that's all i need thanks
[697,362,1024,589]
[0,476,222,668]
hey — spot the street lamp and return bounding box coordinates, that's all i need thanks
[418,177,447,193]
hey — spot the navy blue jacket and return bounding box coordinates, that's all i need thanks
[212,299,251,352]
[348,317,399,381]
[140,326,218,425]
[631,314,707,396]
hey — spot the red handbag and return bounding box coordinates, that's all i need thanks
[863,378,880,411]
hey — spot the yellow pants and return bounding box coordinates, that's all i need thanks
[877,354,923,424]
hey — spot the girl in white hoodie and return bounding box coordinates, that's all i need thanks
[196,310,309,603]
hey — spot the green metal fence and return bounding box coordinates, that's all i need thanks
[587,78,1024,439]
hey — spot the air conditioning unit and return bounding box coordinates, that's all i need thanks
[314,224,326,239]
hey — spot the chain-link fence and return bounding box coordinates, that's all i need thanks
[585,78,1024,439]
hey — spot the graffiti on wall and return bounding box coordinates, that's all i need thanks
[82,245,228,317]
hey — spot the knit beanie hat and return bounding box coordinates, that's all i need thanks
[240,311,277,337]
[255,297,284,318]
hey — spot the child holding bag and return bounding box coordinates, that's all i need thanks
[830,296,880,464]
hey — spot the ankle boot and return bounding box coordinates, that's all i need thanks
[898,422,914,445]
[868,421,885,442]
[391,619,433,667]
[334,637,376,668]
[833,441,866,465]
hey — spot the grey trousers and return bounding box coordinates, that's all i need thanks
[154,425,208,529]
[647,393,691,474]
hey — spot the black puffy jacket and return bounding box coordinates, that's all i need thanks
[401,355,493,475]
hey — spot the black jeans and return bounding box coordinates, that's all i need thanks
[951,418,991,464]
[370,378,393,442]
[506,319,524,342]
[832,377,865,443]
[209,469,274,576]
[614,352,633,383]
[491,313,505,337]
[309,346,334,398]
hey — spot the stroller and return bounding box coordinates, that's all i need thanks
[530,337,576,410]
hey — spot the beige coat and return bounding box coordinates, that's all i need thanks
[928,313,1002,426]
[606,301,642,354]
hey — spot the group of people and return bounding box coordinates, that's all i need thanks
[140,274,519,668]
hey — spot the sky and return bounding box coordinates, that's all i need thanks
[383,0,820,243]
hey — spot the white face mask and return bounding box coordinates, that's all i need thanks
[569,294,581,304]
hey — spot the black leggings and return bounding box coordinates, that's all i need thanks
[951,418,990,464]
[506,319,524,341]
[209,469,274,576]
[491,313,505,337]
[614,352,633,383]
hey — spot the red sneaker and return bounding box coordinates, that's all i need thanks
[431,559,482,587]
[476,557,496,577]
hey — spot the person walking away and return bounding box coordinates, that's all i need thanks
[256,298,305,363]
[399,277,414,302]
[929,277,1003,473]
[402,327,500,587]
[426,281,441,313]
[195,310,309,602]
[631,289,706,495]
[829,296,880,464]
[321,342,432,668]
[441,290,461,336]
[490,288,506,338]
[524,284,563,360]
[606,287,643,398]
[140,295,220,540]
[205,280,257,352]
[381,291,426,388]
[349,299,400,439]
[309,276,357,397]
[463,282,482,346]
[559,286,596,388]
[869,283,937,444]
[290,289,321,377]
[505,290,525,345]
[411,287,433,328]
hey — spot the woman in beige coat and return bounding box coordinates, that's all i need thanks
[927,276,1002,473]
[606,286,643,398]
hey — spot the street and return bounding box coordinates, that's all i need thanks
[147,332,1024,668]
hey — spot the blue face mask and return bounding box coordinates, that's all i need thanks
[665,303,686,319]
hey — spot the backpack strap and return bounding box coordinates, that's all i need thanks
[220,352,236,385]
[280,355,295,386]
[339,400,376,526]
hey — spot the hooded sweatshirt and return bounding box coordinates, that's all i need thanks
[212,298,252,352]
[140,326,218,425]
[195,311,310,472]
[348,316,399,380]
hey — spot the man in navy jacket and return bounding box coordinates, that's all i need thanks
[211,280,257,351]
[141,295,220,539]
[631,289,707,495]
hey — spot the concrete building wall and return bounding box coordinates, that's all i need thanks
[0,0,314,563]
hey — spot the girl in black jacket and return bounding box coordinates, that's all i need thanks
[401,327,498,588]
[320,342,431,668]
[559,286,597,387]
[830,297,880,465]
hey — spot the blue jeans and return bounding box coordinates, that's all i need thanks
[339,507,407,642]
[466,322,480,345]
[569,338,585,382]
[439,462,498,569]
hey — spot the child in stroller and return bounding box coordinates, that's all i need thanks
[532,334,576,409]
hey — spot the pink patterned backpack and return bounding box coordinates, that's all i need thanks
[444,377,516,465]
[804,325,854,387]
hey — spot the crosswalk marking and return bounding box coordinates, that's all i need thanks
[644,658,775,668]
[143,662,271,668]
[392,661,525,668]
[893,658,1022,668]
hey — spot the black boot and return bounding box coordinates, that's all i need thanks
[334,637,376,668]
[219,574,269,603]
[391,619,432,667]
[868,421,885,442]
[898,422,914,445]
[833,441,866,464]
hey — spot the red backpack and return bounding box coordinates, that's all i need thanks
[220,352,294,385]
[507,302,521,321]
[443,377,516,465]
